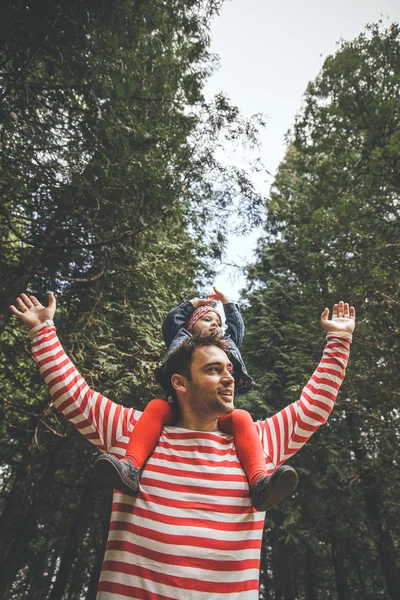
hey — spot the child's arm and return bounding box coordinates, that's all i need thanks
[257,302,355,468]
[207,285,244,347]
[161,297,211,348]
[10,293,139,452]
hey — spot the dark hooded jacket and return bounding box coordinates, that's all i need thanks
[154,300,254,397]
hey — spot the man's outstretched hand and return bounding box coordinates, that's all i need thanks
[10,292,56,329]
[321,301,355,334]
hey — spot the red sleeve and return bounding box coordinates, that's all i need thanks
[256,333,352,469]
[31,325,142,452]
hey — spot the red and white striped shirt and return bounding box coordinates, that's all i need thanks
[31,325,351,600]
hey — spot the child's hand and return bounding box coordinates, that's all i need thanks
[190,297,212,309]
[207,286,230,304]
[10,292,56,329]
[321,301,355,334]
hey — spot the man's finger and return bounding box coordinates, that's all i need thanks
[350,306,356,320]
[21,293,33,308]
[320,307,329,321]
[48,292,56,309]
[30,295,40,306]
[16,297,27,312]
[9,305,22,316]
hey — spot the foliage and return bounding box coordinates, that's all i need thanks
[0,1,265,597]
[241,21,400,600]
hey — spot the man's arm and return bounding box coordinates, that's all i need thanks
[257,302,355,468]
[10,293,139,452]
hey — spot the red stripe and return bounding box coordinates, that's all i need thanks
[98,580,177,600]
[106,538,260,571]
[145,462,247,482]
[163,430,234,444]
[112,504,263,532]
[150,450,243,470]
[157,440,238,457]
[140,475,248,498]
[101,560,259,593]
[315,365,344,378]
[135,490,254,514]
[110,521,262,551]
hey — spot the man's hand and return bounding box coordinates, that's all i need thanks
[207,286,230,304]
[190,297,212,309]
[321,301,355,334]
[10,292,56,329]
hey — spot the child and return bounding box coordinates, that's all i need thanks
[94,287,298,511]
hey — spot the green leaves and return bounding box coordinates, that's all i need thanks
[243,20,400,599]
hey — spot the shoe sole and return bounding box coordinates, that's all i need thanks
[93,455,139,497]
[255,466,299,511]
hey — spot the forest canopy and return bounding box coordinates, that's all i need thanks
[0,2,399,598]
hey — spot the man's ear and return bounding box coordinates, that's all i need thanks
[171,374,187,394]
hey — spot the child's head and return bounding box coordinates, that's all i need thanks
[186,305,222,335]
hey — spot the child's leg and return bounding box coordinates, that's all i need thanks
[218,409,298,511]
[93,399,178,496]
[218,409,266,486]
[125,399,178,468]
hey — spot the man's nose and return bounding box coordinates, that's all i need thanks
[221,369,234,383]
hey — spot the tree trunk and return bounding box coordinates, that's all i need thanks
[85,494,112,600]
[0,501,39,598]
[0,433,66,595]
[331,534,351,600]
[303,543,317,600]
[346,411,400,600]
[270,517,295,600]
[48,488,93,600]
[0,423,44,565]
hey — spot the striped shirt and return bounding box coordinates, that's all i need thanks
[31,325,351,600]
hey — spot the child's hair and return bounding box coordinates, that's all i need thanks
[164,332,230,399]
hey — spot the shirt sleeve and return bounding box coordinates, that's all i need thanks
[161,300,194,348]
[223,303,244,348]
[256,332,352,468]
[31,324,141,453]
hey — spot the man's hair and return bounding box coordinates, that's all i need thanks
[164,332,230,399]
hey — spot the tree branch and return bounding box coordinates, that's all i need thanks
[36,269,105,283]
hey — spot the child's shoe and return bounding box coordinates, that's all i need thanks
[93,454,141,496]
[250,465,298,511]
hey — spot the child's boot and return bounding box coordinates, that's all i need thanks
[250,465,298,511]
[93,454,141,496]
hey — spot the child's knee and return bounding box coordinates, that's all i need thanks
[230,409,253,425]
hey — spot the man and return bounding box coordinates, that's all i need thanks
[10,292,355,600]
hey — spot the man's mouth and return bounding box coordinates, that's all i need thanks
[218,389,233,398]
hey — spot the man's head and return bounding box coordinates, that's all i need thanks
[165,334,235,420]
[186,306,222,335]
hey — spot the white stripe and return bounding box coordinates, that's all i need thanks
[103,548,260,583]
[108,528,261,560]
[98,570,258,600]
[111,510,264,540]
[300,398,332,422]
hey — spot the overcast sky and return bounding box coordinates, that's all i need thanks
[205,0,400,301]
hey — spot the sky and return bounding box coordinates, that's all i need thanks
[205,0,400,301]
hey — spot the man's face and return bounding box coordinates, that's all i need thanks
[190,311,222,335]
[183,345,235,417]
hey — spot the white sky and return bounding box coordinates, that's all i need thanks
[205,0,400,301]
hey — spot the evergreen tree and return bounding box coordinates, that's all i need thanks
[242,21,400,600]
[0,1,265,596]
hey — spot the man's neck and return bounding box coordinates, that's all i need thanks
[175,413,220,432]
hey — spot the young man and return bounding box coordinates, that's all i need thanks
[10,293,355,600]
